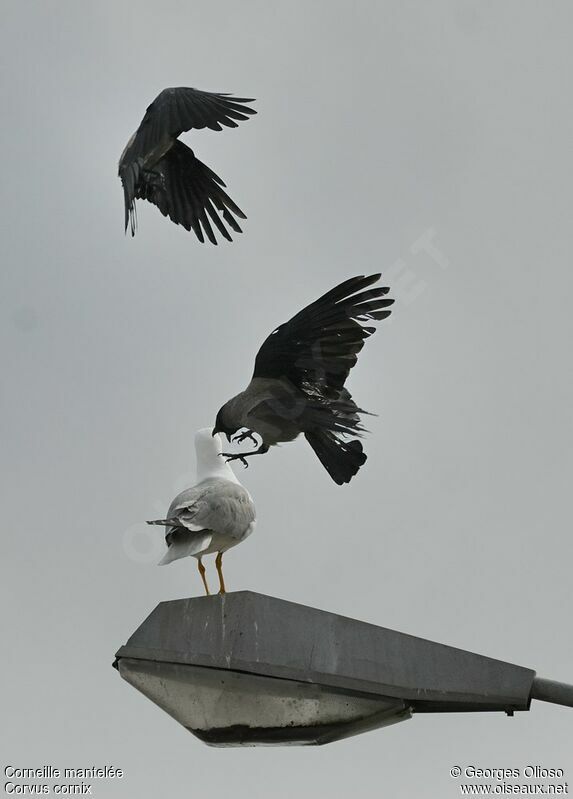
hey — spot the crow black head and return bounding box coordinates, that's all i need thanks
[212,408,237,442]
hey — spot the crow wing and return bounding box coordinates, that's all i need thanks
[252,274,394,393]
[136,141,246,244]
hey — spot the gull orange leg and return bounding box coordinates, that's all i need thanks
[215,552,226,595]
[197,557,210,596]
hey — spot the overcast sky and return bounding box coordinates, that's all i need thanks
[1,1,572,796]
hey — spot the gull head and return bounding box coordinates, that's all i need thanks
[195,427,239,483]
[195,427,223,457]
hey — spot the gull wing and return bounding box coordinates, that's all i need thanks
[150,480,255,540]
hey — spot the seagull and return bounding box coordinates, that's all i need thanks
[147,428,256,595]
[213,274,394,485]
[118,87,256,243]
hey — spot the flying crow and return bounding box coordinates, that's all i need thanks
[118,87,256,243]
[213,274,394,485]
[147,428,256,594]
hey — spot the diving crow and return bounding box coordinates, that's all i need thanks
[213,274,394,484]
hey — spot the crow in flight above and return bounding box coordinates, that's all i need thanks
[213,274,394,485]
[118,87,256,243]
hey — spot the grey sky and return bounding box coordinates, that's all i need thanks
[1,1,572,796]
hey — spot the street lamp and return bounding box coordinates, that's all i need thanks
[113,591,572,746]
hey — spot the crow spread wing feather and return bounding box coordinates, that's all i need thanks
[252,274,394,393]
[121,88,256,166]
[135,142,245,244]
[118,87,255,239]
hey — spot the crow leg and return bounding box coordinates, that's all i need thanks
[220,443,270,467]
[146,168,165,185]
[215,552,226,595]
[197,557,210,596]
[231,429,259,447]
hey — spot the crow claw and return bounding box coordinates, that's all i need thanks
[221,452,249,469]
[231,430,259,447]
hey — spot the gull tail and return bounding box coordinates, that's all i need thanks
[157,532,213,566]
[305,430,367,485]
